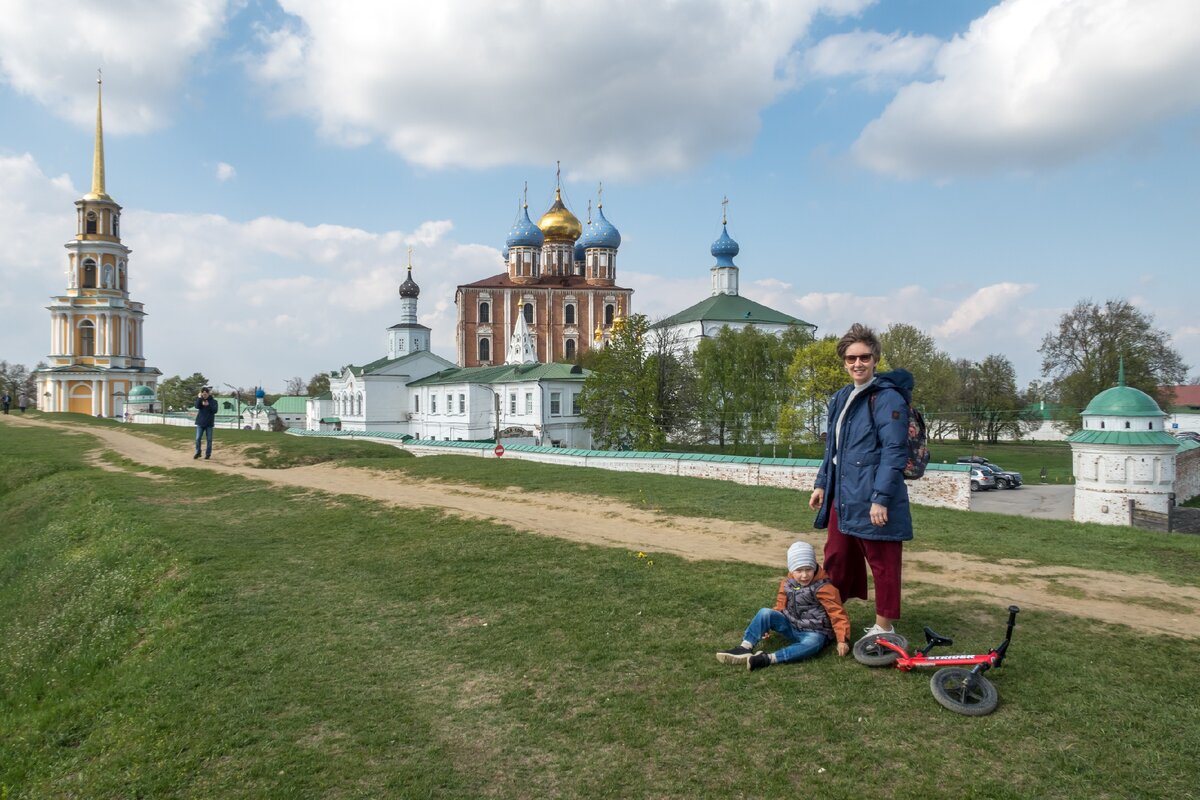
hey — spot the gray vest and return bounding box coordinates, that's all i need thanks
[782,577,834,640]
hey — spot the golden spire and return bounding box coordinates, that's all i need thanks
[84,70,112,202]
[407,245,413,273]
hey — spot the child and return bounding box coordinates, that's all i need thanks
[716,541,851,671]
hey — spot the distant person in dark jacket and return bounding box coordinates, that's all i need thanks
[194,387,217,459]
[810,323,914,642]
[1,393,10,414]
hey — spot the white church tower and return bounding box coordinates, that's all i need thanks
[386,247,431,358]
[36,75,160,415]
[1069,361,1179,526]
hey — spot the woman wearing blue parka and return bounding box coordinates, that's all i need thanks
[809,323,913,641]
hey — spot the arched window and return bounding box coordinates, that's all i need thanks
[86,211,97,234]
[1100,421,1105,429]
[1124,421,1130,429]
[479,337,490,362]
[479,301,490,323]
[113,214,119,237]
[565,304,575,325]
[357,393,364,416]
[79,321,96,356]
[565,338,576,360]
[523,303,534,324]
[82,260,97,288]
[605,304,615,325]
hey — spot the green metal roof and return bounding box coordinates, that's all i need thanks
[651,293,815,330]
[319,416,341,423]
[270,395,310,413]
[408,362,589,387]
[1067,430,1179,446]
[347,350,453,377]
[1082,385,1164,417]
[128,385,154,398]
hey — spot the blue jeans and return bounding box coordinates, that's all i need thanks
[195,425,213,456]
[743,608,830,664]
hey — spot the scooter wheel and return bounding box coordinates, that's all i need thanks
[852,632,908,667]
[930,667,999,716]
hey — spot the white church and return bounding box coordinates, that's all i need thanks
[306,249,593,448]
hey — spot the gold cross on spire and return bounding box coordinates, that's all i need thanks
[556,160,561,188]
[721,195,729,225]
[406,245,413,272]
[597,181,604,208]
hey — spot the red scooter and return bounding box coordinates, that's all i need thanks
[853,606,1020,716]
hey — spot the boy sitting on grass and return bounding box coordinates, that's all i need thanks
[716,542,851,671]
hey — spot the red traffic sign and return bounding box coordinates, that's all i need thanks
[494,443,505,457]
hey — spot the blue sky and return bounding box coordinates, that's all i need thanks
[1,0,1197,392]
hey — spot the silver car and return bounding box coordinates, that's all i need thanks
[970,467,996,492]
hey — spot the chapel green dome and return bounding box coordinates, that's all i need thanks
[128,385,154,398]
[1081,384,1163,417]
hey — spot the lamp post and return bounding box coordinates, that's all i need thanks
[224,383,242,429]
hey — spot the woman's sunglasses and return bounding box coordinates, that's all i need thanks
[843,353,874,363]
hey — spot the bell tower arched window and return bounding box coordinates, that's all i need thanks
[86,211,97,234]
[565,303,575,325]
[479,337,490,362]
[605,304,615,325]
[565,338,576,360]
[479,301,490,323]
[82,260,97,288]
[79,321,96,356]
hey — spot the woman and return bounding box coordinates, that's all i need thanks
[809,323,913,639]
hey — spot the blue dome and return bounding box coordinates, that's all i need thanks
[502,244,509,261]
[255,387,266,399]
[506,205,544,249]
[579,206,621,250]
[711,224,739,267]
[574,240,585,261]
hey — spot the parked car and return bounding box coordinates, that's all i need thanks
[980,463,1023,489]
[970,467,996,492]
[958,456,990,465]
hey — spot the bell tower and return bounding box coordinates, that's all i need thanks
[36,74,160,415]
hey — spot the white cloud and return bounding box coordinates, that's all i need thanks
[0,0,231,134]
[853,0,1200,178]
[215,162,237,182]
[246,0,874,179]
[805,30,940,82]
[933,282,1035,338]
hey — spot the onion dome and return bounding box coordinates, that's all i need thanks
[538,187,582,241]
[1083,365,1164,417]
[506,204,544,248]
[580,205,621,250]
[502,244,510,262]
[255,387,266,400]
[399,266,420,298]
[711,224,739,267]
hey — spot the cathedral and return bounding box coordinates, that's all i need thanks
[35,77,160,414]
[454,171,634,367]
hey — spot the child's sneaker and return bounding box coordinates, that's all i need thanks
[747,653,771,671]
[715,646,752,665]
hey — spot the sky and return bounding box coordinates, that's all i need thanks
[1,0,1198,392]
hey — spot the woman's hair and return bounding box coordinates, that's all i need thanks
[836,323,881,360]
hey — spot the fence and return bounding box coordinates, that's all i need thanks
[1129,498,1200,534]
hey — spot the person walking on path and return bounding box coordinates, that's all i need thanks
[809,323,914,642]
[18,395,27,413]
[194,387,217,459]
[1,393,10,414]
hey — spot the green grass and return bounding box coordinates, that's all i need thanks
[929,440,1074,484]
[2,421,1199,798]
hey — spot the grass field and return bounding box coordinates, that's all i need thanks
[2,419,1199,798]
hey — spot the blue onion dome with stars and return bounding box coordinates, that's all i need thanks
[580,205,621,250]
[711,224,739,266]
[399,266,420,298]
[506,204,545,249]
[574,239,585,261]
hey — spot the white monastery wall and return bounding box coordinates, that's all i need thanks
[1176,447,1200,504]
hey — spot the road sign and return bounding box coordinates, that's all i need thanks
[494,443,505,457]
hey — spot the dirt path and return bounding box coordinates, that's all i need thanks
[7,415,1200,639]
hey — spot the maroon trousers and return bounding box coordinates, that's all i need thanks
[823,505,903,620]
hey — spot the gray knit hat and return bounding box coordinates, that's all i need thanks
[787,541,817,572]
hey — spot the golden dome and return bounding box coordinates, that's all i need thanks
[537,188,582,241]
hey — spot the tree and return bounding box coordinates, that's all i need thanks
[644,325,698,447]
[880,323,960,440]
[579,314,659,450]
[1040,299,1189,429]
[285,376,306,396]
[306,372,334,396]
[157,372,209,411]
[778,337,843,443]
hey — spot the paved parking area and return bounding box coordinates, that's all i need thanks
[969,483,1074,520]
